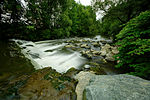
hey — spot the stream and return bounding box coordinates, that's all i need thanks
[13,35,121,74]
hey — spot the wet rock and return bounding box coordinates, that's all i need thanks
[92,50,101,55]
[83,74,150,100]
[100,44,119,61]
[26,44,34,47]
[100,49,107,56]
[82,39,89,42]
[65,44,75,48]
[104,44,111,49]
[105,52,115,61]
[18,67,77,100]
[81,50,86,55]
[100,40,108,44]
[63,67,79,78]
[86,54,92,59]
[17,41,23,45]
[101,59,107,63]
[92,42,99,47]
[81,50,92,59]
[84,65,91,69]
[112,47,119,54]
[22,47,26,49]
[87,62,99,67]
[83,62,106,75]
[80,44,90,49]
[44,50,53,52]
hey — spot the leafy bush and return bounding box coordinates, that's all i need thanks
[115,11,150,79]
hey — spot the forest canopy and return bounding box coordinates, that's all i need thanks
[0,0,99,40]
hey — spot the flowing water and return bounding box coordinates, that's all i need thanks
[0,35,122,80]
[12,35,121,74]
[0,36,125,100]
[14,39,87,73]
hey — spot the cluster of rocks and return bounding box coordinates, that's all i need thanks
[100,44,119,61]
[65,39,119,62]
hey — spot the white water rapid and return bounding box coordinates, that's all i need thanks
[13,36,112,73]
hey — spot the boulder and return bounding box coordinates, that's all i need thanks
[19,67,77,100]
[105,52,115,61]
[100,44,111,56]
[65,44,75,48]
[92,42,99,47]
[100,44,119,61]
[92,51,101,55]
[81,44,90,49]
[83,74,150,100]
[112,47,119,54]
[84,65,91,69]
[100,48,107,56]
[75,71,95,100]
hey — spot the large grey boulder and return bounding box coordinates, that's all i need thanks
[84,74,150,100]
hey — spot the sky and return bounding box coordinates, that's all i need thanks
[74,0,102,19]
[75,0,92,6]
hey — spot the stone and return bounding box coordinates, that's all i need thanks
[100,48,107,56]
[105,52,115,61]
[83,74,150,100]
[104,44,111,49]
[85,50,90,54]
[81,50,86,55]
[92,42,99,47]
[112,47,119,54]
[75,71,95,100]
[80,44,90,49]
[18,67,77,100]
[100,40,107,44]
[65,44,75,48]
[84,65,91,69]
[92,51,101,55]
[100,44,117,60]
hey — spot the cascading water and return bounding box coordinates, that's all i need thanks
[12,35,119,74]
[14,39,87,73]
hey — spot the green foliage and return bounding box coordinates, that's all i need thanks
[115,11,150,79]
[0,0,99,40]
[92,0,150,40]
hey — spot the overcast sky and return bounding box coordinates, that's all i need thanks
[75,0,92,6]
[75,0,102,19]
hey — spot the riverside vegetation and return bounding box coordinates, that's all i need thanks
[0,0,150,100]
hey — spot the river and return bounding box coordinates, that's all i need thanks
[12,35,121,74]
[0,35,124,99]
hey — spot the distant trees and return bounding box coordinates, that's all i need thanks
[92,0,150,40]
[0,0,99,40]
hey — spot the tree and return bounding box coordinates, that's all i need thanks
[92,0,150,40]
[115,11,150,79]
[0,0,25,39]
